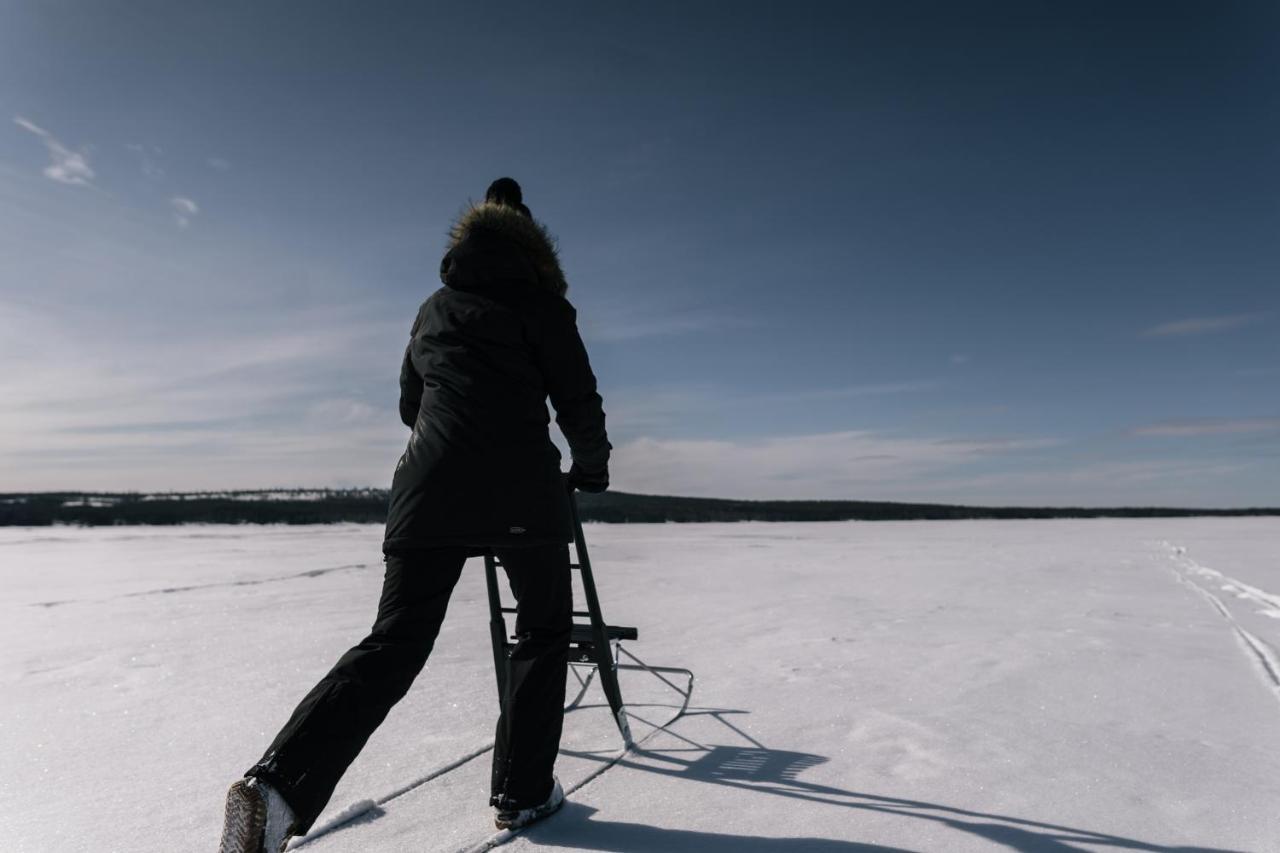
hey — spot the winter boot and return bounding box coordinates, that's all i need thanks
[218,778,298,853]
[493,777,565,830]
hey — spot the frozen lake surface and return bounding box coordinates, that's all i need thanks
[2,517,1279,852]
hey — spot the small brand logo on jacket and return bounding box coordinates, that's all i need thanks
[509,526,526,534]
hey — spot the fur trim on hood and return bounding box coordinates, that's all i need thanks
[446,201,568,296]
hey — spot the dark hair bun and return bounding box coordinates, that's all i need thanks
[485,177,523,208]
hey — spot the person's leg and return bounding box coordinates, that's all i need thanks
[489,542,573,810]
[244,546,469,834]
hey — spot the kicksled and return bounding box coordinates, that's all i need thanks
[485,479,694,749]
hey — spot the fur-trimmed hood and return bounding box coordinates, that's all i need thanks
[445,201,568,296]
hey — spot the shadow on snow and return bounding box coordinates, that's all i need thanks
[548,704,1243,853]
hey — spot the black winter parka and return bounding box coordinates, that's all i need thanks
[382,202,611,554]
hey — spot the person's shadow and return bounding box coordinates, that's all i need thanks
[545,705,1245,853]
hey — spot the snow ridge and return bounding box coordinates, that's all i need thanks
[288,800,378,847]
[287,743,495,849]
[31,562,375,608]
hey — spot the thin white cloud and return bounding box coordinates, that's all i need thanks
[602,380,938,435]
[170,195,199,228]
[13,115,95,186]
[755,380,938,403]
[13,116,43,135]
[608,429,1059,500]
[126,143,165,179]
[581,306,756,342]
[206,157,231,171]
[1130,418,1280,437]
[307,398,379,424]
[0,298,408,491]
[931,436,1061,451]
[924,459,1260,508]
[1142,313,1267,338]
[950,353,970,365]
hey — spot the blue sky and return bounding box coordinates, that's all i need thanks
[1,2,1277,505]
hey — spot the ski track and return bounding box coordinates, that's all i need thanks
[287,743,496,850]
[1168,546,1280,619]
[1165,542,1280,706]
[29,562,375,608]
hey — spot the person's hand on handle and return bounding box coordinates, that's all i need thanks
[566,461,609,493]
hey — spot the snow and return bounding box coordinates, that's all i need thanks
[132,490,380,502]
[2,517,1279,851]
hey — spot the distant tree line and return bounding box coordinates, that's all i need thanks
[1,489,1275,527]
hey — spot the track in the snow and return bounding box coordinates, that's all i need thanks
[1166,542,1280,706]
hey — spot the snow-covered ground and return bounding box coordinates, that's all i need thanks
[2,518,1279,852]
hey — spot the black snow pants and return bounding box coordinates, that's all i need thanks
[243,542,572,835]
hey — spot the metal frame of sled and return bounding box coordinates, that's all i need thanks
[483,480,693,749]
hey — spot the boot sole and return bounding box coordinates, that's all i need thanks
[219,780,267,853]
[494,788,565,830]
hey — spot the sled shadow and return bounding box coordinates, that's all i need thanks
[559,706,1245,853]
[525,801,915,851]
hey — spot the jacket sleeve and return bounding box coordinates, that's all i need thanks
[398,304,427,428]
[531,300,612,472]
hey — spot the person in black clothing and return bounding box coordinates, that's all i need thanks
[219,178,612,853]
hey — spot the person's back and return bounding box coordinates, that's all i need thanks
[385,181,610,551]
[220,177,611,853]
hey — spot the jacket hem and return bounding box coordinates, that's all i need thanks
[382,532,572,555]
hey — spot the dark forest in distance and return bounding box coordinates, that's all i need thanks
[1,489,1275,527]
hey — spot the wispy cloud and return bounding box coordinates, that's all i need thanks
[932,436,1061,451]
[170,196,199,227]
[1235,366,1280,378]
[924,458,1259,508]
[0,298,408,491]
[755,381,938,403]
[608,429,1059,500]
[581,305,755,342]
[126,143,165,179]
[1141,313,1267,338]
[603,379,938,436]
[13,116,95,187]
[1129,418,1280,437]
[207,157,231,171]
